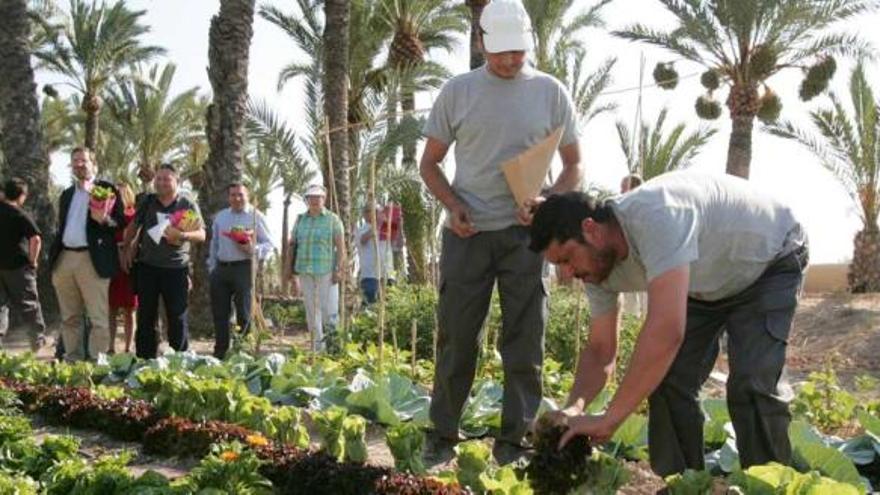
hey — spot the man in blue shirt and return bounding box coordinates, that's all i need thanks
[208,182,274,358]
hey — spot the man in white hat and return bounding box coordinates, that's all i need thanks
[290,184,345,352]
[419,0,583,464]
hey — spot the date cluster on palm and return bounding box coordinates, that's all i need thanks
[800,56,837,102]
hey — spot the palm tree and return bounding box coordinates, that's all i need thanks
[0,0,60,320]
[104,64,202,189]
[261,0,392,191]
[767,62,880,292]
[616,108,717,181]
[382,0,465,167]
[192,0,257,334]
[324,0,352,229]
[35,0,165,151]
[381,0,465,283]
[464,0,488,69]
[523,0,618,130]
[615,0,876,179]
[246,99,317,292]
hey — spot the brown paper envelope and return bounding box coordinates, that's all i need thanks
[501,127,564,207]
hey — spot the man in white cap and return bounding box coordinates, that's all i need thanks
[290,184,345,352]
[419,0,582,464]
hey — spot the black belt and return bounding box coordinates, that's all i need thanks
[63,245,88,252]
[218,259,251,267]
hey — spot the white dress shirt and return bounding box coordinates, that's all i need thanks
[61,182,91,248]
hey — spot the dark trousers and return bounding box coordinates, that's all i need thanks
[0,266,45,345]
[210,261,253,359]
[430,226,547,445]
[360,277,379,305]
[648,246,808,476]
[135,264,189,359]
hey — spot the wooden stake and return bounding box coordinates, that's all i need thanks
[411,318,417,377]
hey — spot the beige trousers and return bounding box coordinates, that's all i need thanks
[52,250,110,361]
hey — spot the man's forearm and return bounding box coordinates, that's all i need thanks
[604,321,683,425]
[28,237,41,266]
[567,344,615,411]
[548,143,583,194]
[420,159,462,211]
[549,165,582,194]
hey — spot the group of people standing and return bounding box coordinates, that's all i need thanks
[0,148,280,362]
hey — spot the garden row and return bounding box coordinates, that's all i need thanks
[0,380,465,494]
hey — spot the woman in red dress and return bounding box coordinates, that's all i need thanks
[108,182,138,353]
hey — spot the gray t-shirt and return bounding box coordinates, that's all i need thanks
[423,64,579,231]
[135,193,202,269]
[586,172,807,316]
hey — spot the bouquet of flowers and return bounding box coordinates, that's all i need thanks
[222,225,253,244]
[89,185,116,212]
[170,209,201,232]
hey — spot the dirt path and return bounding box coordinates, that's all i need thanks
[787,293,880,378]
[32,420,197,480]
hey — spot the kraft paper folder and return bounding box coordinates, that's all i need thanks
[501,127,563,207]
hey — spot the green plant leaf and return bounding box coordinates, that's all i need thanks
[790,421,864,489]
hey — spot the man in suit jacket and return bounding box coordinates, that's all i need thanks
[50,146,124,361]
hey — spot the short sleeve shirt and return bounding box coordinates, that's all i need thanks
[293,209,344,275]
[586,172,806,316]
[135,193,202,269]
[423,65,579,231]
[0,202,40,270]
[356,222,391,280]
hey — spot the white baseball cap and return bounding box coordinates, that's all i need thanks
[304,184,326,197]
[480,0,533,54]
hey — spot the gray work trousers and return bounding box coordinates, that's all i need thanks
[0,266,46,346]
[648,246,808,476]
[430,226,547,445]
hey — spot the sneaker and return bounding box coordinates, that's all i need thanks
[29,333,51,353]
[423,432,461,469]
[492,440,533,467]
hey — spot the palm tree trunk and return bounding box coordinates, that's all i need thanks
[466,0,488,70]
[0,0,60,322]
[401,92,417,168]
[280,193,292,296]
[82,91,101,151]
[849,226,880,293]
[399,182,428,284]
[726,114,754,179]
[399,91,429,283]
[324,0,352,269]
[192,0,256,335]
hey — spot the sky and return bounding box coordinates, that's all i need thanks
[36,0,880,263]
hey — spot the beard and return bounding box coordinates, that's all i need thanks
[575,244,617,284]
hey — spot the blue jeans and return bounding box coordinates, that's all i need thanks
[360,278,379,305]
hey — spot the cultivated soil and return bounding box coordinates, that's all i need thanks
[3,291,878,493]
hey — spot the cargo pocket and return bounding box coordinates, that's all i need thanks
[764,309,794,344]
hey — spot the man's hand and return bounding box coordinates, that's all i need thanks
[89,206,109,225]
[516,196,546,226]
[236,235,255,255]
[449,204,477,238]
[540,402,585,430]
[559,413,620,449]
[165,226,184,246]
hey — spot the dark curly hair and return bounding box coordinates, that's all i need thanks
[529,192,616,253]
